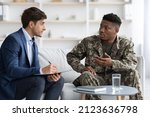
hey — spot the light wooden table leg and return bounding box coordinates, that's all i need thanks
[116,96,125,100]
[80,93,86,100]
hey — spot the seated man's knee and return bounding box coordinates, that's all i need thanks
[122,69,140,86]
[128,69,140,81]
[129,69,139,77]
[34,77,45,91]
[79,71,97,85]
[57,77,64,87]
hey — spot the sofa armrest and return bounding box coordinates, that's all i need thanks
[136,56,145,94]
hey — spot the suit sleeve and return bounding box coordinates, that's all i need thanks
[1,36,40,80]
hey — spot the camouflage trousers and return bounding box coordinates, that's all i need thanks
[73,69,143,100]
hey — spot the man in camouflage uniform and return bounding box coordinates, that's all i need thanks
[67,13,143,100]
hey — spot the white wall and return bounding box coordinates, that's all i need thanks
[132,0,144,55]
[0,0,145,56]
[144,0,150,78]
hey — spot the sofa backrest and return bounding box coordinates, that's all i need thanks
[136,56,145,93]
[136,56,145,79]
[38,48,80,83]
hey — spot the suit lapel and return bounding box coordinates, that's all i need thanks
[18,28,40,67]
[18,28,30,66]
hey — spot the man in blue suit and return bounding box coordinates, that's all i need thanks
[0,7,64,100]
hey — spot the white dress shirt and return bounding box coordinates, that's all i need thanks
[22,28,33,65]
[22,28,43,74]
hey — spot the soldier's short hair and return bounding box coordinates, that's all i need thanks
[102,13,122,26]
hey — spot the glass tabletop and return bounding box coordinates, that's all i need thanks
[74,85,138,96]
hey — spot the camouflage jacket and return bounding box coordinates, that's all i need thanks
[67,35,137,73]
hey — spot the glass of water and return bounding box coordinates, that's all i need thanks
[112,74,121,92]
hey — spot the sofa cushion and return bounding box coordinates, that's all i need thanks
[38,48,80,83]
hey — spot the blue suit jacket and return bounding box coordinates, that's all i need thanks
[0,28,40,99]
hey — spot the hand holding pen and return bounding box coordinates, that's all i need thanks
[47,61,61,81]
[42,61,57,74]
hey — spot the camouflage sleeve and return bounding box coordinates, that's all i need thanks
[67,39,86,73]
[112,40,137,70]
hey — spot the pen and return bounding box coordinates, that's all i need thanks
[48,61,51,64]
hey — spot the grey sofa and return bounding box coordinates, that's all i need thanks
[38,48,145,100]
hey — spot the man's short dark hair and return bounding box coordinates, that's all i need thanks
[21,7,47,28]
[102,13,122,26]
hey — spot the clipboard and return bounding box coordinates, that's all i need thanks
[34,69,72,76]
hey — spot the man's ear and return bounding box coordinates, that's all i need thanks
[115,26,119,33]
[28,21,34,28]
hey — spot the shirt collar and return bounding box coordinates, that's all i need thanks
[22,28,33,42]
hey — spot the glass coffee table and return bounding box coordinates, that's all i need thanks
[74,85,138,100]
